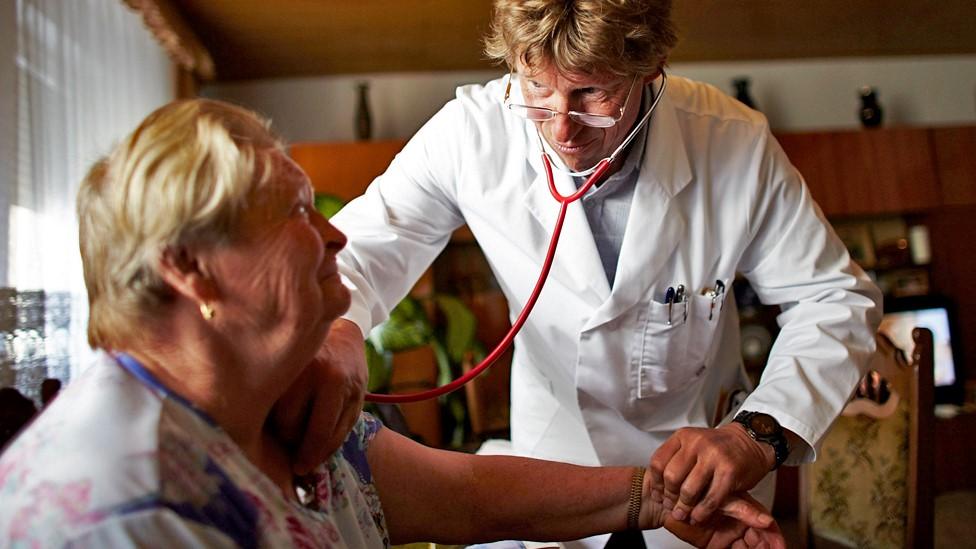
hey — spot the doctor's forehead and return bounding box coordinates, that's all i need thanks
[517,62,621,88]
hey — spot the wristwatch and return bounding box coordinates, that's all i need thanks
[733,411,790,470]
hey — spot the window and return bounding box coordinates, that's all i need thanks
[1,0,174,402]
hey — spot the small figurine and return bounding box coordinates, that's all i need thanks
[732,77,758,111]
[859,86,883,128]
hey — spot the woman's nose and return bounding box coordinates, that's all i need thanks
[315,214,347,252]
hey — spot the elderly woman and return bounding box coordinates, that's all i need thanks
[0,99,783,548]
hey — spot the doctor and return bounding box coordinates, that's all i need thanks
[283,0,882,547]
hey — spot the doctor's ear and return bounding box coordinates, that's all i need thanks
[156,245,218,304]
[643,59,668,84]
[643,69,662,85]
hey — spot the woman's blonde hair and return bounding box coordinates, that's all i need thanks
[483,0,677,77]
[77,99,284,350]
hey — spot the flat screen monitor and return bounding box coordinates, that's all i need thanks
[879,295,964,404]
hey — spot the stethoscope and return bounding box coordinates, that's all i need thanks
[365,71,669,404]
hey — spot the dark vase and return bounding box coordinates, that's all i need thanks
[355,82,372,140]
[859,86,883,128]
[732,77,758,111]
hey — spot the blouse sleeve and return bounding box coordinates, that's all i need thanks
[334,411,388,544]
[339,412,383,484]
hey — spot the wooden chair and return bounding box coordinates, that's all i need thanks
[799,328,935,548]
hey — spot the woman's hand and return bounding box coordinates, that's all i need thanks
[645,491,785,549]
[271,319,367,474]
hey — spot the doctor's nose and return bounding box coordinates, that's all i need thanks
[547,111,583,142]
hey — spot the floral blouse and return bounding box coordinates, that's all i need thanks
[0,352,389,548]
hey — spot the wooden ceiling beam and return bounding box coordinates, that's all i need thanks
[169,0,976,82]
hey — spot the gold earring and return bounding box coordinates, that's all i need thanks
[200,303,215,320]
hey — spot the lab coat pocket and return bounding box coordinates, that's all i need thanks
[634,292,724,399]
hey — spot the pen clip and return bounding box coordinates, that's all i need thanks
[674,284,688,322]
[674,284,687,323]
[708,279,726,321]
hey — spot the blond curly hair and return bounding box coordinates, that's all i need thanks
[483,0,677,77]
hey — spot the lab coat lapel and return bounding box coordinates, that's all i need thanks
[585,86,692,330]
[523,153,612,305]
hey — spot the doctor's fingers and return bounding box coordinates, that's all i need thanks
[659,453,699,512]
[668,463,713,522]
[687,466,738,524]
[648,435,683,503]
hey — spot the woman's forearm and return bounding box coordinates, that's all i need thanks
[368,428,666,544]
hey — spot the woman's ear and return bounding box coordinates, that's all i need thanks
[157,245,218,305]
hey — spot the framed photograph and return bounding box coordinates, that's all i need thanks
[833,222,876,268]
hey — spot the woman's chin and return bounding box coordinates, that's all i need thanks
[325,285,352,320]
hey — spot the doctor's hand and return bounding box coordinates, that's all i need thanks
[648,423,781,526]
[271,318,367,475]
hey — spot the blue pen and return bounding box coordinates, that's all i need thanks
[665,286,675,325]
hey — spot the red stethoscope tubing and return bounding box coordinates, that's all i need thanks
[364,155,613,403]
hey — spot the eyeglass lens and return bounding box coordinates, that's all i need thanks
[506,105,618,128]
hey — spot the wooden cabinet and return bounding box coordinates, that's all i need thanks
[290,139,475,242]
[776,127,942,216]
[931,126,976,207]
[289,139,406,200]
[934,410,976,494]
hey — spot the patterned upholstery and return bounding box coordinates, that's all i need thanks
[805,398,910,548]
[800,328,935,549]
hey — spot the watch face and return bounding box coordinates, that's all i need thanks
[750,414,779,436]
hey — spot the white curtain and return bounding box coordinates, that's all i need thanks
[1,0,175,401]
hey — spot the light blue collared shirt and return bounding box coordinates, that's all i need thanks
[573,84,652,287]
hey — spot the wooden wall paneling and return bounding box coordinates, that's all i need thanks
[868,128,942,213]
[919,205,976,386]
[931,126,976,206]
[777,128,941,216]
[827,131,878,214]
[778,131,851,216]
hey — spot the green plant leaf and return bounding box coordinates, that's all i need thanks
[434,294,478,363]
[314,193,346,219]
[372,296,432,352]
[364,339,391,392]
[431,340,453,390]
[446,393,468,448]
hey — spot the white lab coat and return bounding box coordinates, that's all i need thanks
[333,74,881,548]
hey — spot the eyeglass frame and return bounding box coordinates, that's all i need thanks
[503,71,641,129]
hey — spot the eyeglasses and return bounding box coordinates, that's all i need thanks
[503,72,639,128]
